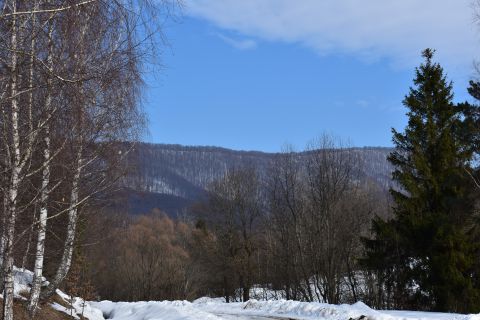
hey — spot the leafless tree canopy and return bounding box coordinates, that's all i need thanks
[0,0,179,318]
[84,135,391,306]
[262,135,380,303]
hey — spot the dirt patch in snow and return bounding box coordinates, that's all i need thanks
[0,299,88,320]
[0,298,79,320]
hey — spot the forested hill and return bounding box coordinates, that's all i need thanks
[119,143,394,216]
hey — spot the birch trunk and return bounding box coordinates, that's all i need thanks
[41,147,82,300]
[28,14,53,314]
[21,0,39,274]
[0,197,7,291]
[3,1,20,319]
[41,15,89,300]
[27,129,51,313]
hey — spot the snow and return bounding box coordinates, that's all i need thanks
[13,267,35,297]
[92,298,480,320]
[383,310,480,320]
[2,267,103,320]
[7,267,480,320]
[0,267,47,299]
[54,289,104,320]
[92,300,223,320]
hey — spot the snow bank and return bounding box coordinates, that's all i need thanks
[71,297,480,320]
[193,298,480,320]
[192,297,226,304]
[12,267,35,297]
[242,300,382,320]
[382,310,480,320]
[92,300,223,320]
[4,267,104,320]
[53,289,104,320]
[8,266,48,298]
[8,267,480,320]
[193,298,390,320]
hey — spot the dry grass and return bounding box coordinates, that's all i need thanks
[0,297,82,320]
[50,294,70,309]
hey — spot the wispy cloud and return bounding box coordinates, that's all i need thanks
[216,33,257,50]
[356,99,370,108]
[186,0,479,71]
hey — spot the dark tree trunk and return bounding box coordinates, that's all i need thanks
[243,286,250,302]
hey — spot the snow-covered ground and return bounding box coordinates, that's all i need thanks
[91,298,480,320]
[7,268,480,320]
[0,267,103,320]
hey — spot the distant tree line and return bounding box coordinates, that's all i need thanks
[125,142,394,202]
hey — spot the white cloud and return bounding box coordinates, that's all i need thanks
[185,0,480,71]
[356,99,370,108]
[216,33,257,50]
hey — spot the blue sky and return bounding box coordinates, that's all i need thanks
[143,0,479,152]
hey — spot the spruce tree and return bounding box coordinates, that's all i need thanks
[363,49,480,312]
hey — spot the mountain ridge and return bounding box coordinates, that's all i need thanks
[119,143,395,216]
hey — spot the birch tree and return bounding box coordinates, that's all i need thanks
[0,0,175,318]
[28,12,55,314]
[2,2,21,318]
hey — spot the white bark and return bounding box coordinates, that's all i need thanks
[29,13,53,312]
[0,197,7,288]
[21,0,39,275]
[28,129,50,313]
[1,0,98,18]
[42,17,89,300]
[3,1,19,319]
[42,147,83,299]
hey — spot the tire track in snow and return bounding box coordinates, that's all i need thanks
[213,313,298,320]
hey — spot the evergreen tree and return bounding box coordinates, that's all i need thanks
[363,49,480,312]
